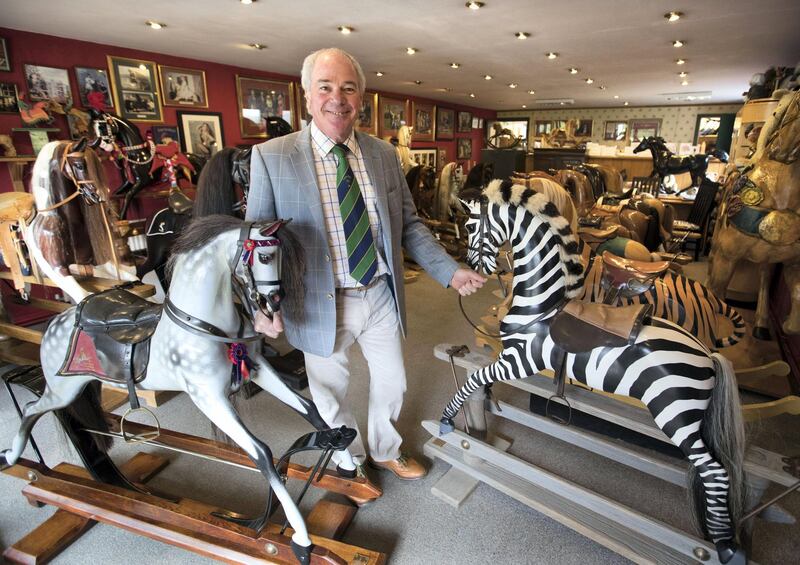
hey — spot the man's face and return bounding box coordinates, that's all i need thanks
[306,52,363,143]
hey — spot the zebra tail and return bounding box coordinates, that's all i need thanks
[688,353,747,538]
[713,301,747,349]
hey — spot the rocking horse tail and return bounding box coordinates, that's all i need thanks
[30,213,72,276]
[58,380,113,454]
[688,353,746,541]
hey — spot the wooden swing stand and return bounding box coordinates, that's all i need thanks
[2,421,386,565]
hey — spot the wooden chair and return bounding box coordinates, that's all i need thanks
[630,176,660,196]
[670,178,720,260]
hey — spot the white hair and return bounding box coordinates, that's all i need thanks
[300,48,366,95]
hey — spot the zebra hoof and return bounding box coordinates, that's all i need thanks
[290,540,312,565]
[0,449,11,469]
[752,326,772,341]
[439,418,455,436]
[716,540,747,565]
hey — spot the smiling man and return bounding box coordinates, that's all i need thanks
[246,48,485,501]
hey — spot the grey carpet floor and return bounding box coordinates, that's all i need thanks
[1,269,798,564]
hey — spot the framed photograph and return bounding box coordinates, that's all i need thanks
[487,118,529,147]
[411,101,435,142]
[437,147,447,172]
[151,125,180,145]
[457,111,472,133]
[74,67,113,110]
[379,95,408,139]
[294,84,311,130]
[457,137,473,160]
[410,148,436,169]
[357,91,378,136]
[176,110,224,159]
[159,65,208,108]
[436,107,455,140]
[107,56,163,122]
[236,75,295,138]
[0,82,19,113]
[24,64,72,106]
[575,119,593,137]
[629,118,661,143]
[535,120,552,136]
[0,38,10,72]
[603,120,628,141]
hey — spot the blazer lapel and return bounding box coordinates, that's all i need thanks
[358,132,391,236]
[290,129,325,227]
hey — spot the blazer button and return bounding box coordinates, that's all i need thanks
[327,293,334,300]
[325,254,331,262]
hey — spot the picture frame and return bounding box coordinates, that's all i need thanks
[410,148,436,170]
[295,83,311,130]
[236,75,295,138]
[24,64,72,106]
[176,110,224,159]
[0,82,19,113]
[486,118,529,147]
[534,120,552,136]
[411,101,435,142]
[553,119,567,131]
[74,67,113,110]
[357,91,379,136]
[437,147,448,172]
[603,120,628,141]
[575,119,593,137]
[0,38,10,72]
[151,125,180,145]
[629,118,662,143]
[379,95,408,139]
[457,111,472,133]
[436,107,455,140]
[107,55,163,122]
[159,65,208,108]
[457,137,473,160]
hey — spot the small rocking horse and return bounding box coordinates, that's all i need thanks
[633,136,716,190]
[1,215,358,564]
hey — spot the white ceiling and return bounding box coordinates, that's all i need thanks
[3,0,799,110]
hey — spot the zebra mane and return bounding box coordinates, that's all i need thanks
[484,179,584,297]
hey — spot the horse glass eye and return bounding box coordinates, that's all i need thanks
[257,252,273,265]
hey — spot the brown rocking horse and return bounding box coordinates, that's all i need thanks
[708,90,800,338]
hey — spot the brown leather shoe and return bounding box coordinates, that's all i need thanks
[346,464,382,507]
[369,453,427,480]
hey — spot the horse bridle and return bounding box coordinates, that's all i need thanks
[93,114,155,166]
[231,147,252,214]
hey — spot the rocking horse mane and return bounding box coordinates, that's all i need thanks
[194,147,239,218]
[168,215,305,321]
[484,179,584,297]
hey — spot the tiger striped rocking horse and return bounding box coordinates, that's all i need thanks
[441,179,747,564]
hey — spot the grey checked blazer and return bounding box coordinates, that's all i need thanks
[246,128,459,357]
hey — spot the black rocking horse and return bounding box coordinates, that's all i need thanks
[633,136,726,192]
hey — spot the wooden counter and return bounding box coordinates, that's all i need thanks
[587,155,653,179]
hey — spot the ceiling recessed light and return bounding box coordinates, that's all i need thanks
[623,101,629,106]
[522,104,527,108]
[546,52,558,59]
[414,80,423,85]
[375,71,385,77]
[598,85,607,90]
[145,21,166,29]
[484,74,493,80]
[449,62,461,69]
[672,39,685,47]
[664,11,683,22]
[469,93,476,98]
[508,83,518,88]
[676,58,686,65]
[569,67,579,74]
[678,71,688,78]
[338,26,354,35]
[681,80,689,86]
[250,43,266,50]
[515,32,530,40]
[466,1,484,10]
[406,47,417,55]
[559,102,565,106]
[240,0,256,4]
[585,78,594,84]
[527,89,535,95]
[613,95,619,99]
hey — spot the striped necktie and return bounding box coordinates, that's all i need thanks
[332,143,377,286]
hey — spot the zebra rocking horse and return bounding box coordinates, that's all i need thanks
[441,179,747,564]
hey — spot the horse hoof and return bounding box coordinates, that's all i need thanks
[290,540,312,565]
[335,464,356,479]
[716,540,747,565]
[439,418,455,436]
[752,326,772,341]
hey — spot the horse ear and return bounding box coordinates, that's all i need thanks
[258,220,283,237]
[457,198,472,214]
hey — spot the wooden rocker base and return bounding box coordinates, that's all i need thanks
[3,454,385,565]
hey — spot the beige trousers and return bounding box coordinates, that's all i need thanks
[303,277,406,464]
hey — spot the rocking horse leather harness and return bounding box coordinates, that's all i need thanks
[726,169,800,245]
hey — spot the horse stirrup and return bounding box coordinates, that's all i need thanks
[120,406,161,444]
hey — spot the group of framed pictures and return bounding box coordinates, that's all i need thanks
[602,119,661,142]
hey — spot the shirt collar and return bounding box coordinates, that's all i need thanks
[310,122,360,158]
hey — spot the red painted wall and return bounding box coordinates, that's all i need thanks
[0,26,496,210]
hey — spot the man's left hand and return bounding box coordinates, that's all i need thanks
[450,268,487,296]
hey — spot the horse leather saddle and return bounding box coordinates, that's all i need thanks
[578,225,619,243]
[167,187,193,215]
[59,288,162,387]
[550,300,653,353]
[601,251,669,298]
[0,193,36,291]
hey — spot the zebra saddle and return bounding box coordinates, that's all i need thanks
[550,300,653,353]
[600,251,670,297]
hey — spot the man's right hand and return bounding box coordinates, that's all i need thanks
[254,310,284,338]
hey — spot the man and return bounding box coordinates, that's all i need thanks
[246,48,485,497]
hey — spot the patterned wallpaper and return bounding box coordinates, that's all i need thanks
[498,104,742,146]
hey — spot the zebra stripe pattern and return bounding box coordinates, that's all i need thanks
[446,180,745,557]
